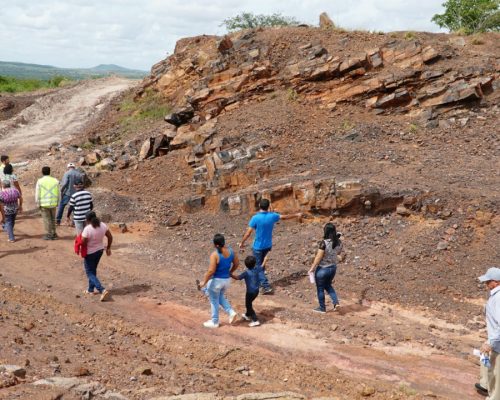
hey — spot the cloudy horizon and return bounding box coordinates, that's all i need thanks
[1,0,447,72]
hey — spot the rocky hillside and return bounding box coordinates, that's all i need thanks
[92,27,496,219]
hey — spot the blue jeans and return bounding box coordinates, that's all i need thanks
[4,213,16,241]
[315,265,339,310]
[84,250,104,293]
[253,247,272,289]
[207,278,234,324]
[56,194,71,224]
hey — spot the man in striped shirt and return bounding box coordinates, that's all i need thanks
[67,179,93,234]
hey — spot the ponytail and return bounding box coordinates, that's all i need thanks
[323,223,340,250]
[85,211,101,228]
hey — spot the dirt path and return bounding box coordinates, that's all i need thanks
[0,195,483,399]
[0,77,136,157]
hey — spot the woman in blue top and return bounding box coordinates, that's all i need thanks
[198,233,239,328]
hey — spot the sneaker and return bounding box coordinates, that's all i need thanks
[7,239,15,243]
[43,235,51,240]
[249,321,261,327]
[241,313,251,321]
[475,383,488,396]
[203,320,219,329]
[100,289,110,302]
[313,307,326,314]
[229,311,238,324]
[333,304,340,311]
[262,287,274,295]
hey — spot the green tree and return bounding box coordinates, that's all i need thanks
[221,12,300,32]
[432,0,500,34]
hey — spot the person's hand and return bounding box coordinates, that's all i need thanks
[239,242,246,250]
[481,342,492,354]
[106,248,112,256]
[308,268,314,274]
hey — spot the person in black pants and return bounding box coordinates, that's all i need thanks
[232,256,261,326]
[308,223,343,314]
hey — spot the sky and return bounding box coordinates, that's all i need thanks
[0,0,447,71]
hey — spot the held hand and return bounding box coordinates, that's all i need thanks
[481,342,492,354]
[106,248,112,256]
[239,242,246,250]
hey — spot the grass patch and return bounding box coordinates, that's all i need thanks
[404,31,416,40]
[0,75,70,93]
[341,120,355,131]
[286,88,298,101]
[117,89,171,136]
[471,36,485,45]
[408,123,419,134]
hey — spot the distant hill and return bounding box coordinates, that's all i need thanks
[0,61,148,80]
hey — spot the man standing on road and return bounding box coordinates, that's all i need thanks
[35,166,59,240]
[67,179,93,235]
[476,267,500,399]
[239,198,301,294]
[57,163,82,226]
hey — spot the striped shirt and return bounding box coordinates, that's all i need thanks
[68,190,93,221]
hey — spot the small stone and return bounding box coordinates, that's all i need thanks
[437,241,449,251]
[74,366,91,377]
[134,366,153,376]
[396,205,411,216]
[361,386,376,396]
[0,365,26,379]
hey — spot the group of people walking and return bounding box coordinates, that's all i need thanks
[0,157,112,302]
[197,198,344,328]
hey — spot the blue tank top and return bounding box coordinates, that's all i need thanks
[213,248,234,279]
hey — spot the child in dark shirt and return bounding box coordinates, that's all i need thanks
[232,255,261,327]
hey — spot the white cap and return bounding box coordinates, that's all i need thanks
[479,267,500,282]
[67,163,75,168]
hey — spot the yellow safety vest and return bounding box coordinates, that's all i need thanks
[38,176,59,208]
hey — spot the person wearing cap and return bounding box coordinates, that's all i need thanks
[56,163,82,225]
[67,179,93,235]
[476,267,500,399]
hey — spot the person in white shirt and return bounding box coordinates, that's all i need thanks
[477,267,500,399]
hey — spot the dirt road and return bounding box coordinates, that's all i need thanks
[0,77,137,157]
[0,78,488,400]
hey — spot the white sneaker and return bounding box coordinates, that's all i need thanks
[249,321,261,327]
[241,313,250,321]
[229,311,238,324]
[203,320,219,328]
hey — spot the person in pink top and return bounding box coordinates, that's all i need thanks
[81,211,113,301]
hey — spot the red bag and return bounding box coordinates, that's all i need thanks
[74,234,88,258]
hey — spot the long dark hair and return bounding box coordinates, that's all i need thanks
[85,211,101,228]
[323,223,340,249]
[3,163,13,175]
[213,233,225,253]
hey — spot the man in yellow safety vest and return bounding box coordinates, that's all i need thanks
[35,166,60,240]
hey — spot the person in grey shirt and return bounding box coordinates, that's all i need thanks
[477,267,500,399]
[56,163,82,225]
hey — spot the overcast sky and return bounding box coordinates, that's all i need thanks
[0,0,446,71]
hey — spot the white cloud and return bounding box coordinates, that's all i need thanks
[0,0,445,71]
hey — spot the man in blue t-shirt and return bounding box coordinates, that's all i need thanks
[239,198,301,294]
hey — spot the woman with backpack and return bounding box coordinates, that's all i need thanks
[308,222,343,314]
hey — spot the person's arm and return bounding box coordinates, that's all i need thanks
[67,196,75,220]
[232,271,245,280]
[308,243,325,274]
[200,252,218,288]
[13,180,22,197]
[230,251,240,274]
[35,180,40,206]
[105,229,113,256]
[240,227,254,250]
[279,212,302,221]
[60,173,68,195]
[17,191,23,212]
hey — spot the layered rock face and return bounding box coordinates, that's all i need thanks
[132,28,497,215]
